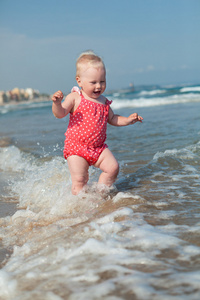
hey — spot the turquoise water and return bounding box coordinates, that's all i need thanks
[0,84,200,299]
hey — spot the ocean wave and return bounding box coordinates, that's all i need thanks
[180,86,200,93]
[138,89,167,96]
[111,93,200,109]
[0,146,106,215]
[153,141,200,162]
[151,141,200,189]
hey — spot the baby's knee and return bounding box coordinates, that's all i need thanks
[110,161,119,177]
[74,173,88,185]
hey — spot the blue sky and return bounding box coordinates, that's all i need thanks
[0,0,200,93]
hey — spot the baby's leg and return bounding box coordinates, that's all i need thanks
[94,148,119,187]
[67,155,89,195]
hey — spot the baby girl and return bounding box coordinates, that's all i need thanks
[52,51,143,194]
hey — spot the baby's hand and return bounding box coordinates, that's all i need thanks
[51,90,64,103]
[128,113,143,125]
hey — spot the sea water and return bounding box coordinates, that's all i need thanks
[0,84,200,299]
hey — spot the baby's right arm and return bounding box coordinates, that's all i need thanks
[52,90,75,119]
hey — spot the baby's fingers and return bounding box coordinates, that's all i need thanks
[55,90,64,99]
[52,90,63,102]
[138,115,143,122]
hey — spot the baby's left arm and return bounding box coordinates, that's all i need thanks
[108,108,143,126]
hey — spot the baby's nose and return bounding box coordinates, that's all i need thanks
[96,82,101,89]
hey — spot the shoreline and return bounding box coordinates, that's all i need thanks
[0,96,51,107]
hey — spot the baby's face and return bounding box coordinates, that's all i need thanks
[76,64,106,99]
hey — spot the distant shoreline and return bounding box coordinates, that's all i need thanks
[0,96,51,107]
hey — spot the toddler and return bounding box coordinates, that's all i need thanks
[52,51,143,195]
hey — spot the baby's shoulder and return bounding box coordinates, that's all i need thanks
[65,91,80,102]
[68,92,81,112]
[61,91,80,112]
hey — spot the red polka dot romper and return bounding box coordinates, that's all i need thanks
[63,89,112,166]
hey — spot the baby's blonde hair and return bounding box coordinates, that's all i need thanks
[76,50,105,77]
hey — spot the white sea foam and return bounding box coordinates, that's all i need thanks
[0,146,29,172]
[112,191,142,203]
[111,93,200,109]
[180,86,200,92]
[0,270,17,299]
[1,203,200,299]
[153,142,200,162]
[139,89,166,96]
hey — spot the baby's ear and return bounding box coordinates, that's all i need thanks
[76,76,81,87]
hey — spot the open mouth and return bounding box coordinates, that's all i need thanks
[93,91,101,96]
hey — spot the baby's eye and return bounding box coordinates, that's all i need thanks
[90,81,96,84]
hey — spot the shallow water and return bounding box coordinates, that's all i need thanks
[0,84,200,299]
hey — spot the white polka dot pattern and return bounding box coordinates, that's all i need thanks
[63,94,112,165]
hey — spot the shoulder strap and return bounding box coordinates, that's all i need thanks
[106,99,112,106]
[71,86,81,95]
